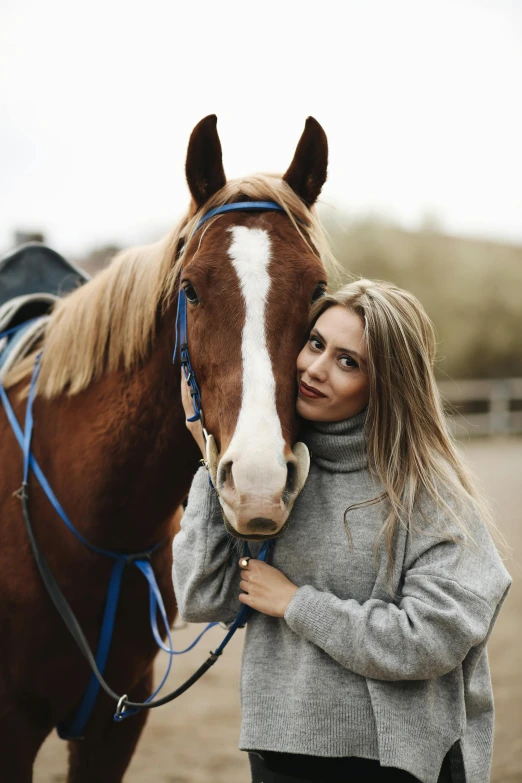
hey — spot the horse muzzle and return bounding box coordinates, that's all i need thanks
[207,435,310,539]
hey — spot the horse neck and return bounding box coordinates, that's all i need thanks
[33,321,201,553]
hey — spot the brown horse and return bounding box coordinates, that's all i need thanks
[0,114,332,781]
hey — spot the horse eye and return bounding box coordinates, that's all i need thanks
[311,283,327,303]
[183,283,199,305]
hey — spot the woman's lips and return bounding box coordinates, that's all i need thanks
[299,380,327,399]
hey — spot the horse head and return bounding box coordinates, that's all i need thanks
[179,115,329,540]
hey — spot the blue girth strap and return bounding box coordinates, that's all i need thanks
[0,318,42,374]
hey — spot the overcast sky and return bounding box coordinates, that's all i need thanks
[1,0,521,258]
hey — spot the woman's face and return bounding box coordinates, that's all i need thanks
[296,305,370,422]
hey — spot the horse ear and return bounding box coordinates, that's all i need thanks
[185,115,227,207]
[283,117,328,207]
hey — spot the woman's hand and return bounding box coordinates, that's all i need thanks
[238,558,299,618]
[180,369,206,458]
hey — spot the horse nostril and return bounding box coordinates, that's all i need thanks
[217,460,234,491]
[282,461,298,504]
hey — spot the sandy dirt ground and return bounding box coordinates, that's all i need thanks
[33,438,522,783]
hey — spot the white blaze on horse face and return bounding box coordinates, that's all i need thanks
[217,226,290,533]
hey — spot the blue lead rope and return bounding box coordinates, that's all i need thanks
[0,341,271,738]
[0,199,284,738]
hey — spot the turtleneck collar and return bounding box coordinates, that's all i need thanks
[300,407,368,473]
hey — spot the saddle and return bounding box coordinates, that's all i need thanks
[0,244,90,382]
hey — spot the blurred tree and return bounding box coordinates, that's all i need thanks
[73,221,522,380]
[14,230,45,245]
[79,244,122,275]
[323,216,522,380]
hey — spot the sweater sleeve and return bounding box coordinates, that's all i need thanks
[284,532,512,681]
[172,467,243,624]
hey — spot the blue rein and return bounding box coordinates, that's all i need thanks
[0,200,284,739]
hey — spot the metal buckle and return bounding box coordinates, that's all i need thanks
[115,694,128,720]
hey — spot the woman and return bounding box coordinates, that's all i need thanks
[172,278,512,783]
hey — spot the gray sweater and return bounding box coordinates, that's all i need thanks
[172,409,512,783]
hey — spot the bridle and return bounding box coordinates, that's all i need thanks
[174,200,287,488]
[174,200,286,425]
[0,200,286,736]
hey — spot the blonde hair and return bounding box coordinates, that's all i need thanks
[309,278,511,593]
[6,174,337,398]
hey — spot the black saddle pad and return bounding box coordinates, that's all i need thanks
[0,243,90,308]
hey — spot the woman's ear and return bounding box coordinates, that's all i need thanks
[185,114,227,208]
[283,117,328,206]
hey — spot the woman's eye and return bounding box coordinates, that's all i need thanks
[309,336,322,350]
[182,282,199,304]
[340,356,358,369]
[311,283,327,303]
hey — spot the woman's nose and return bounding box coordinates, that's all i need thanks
[307,356,328,380]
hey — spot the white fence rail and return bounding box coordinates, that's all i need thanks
[437,378,522,437]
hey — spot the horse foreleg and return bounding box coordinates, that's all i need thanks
[66,666,153,783]
[0,704,49,783]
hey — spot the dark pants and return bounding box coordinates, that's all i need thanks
[248,751,453,783]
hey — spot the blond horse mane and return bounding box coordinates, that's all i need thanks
[5,175,337,399]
